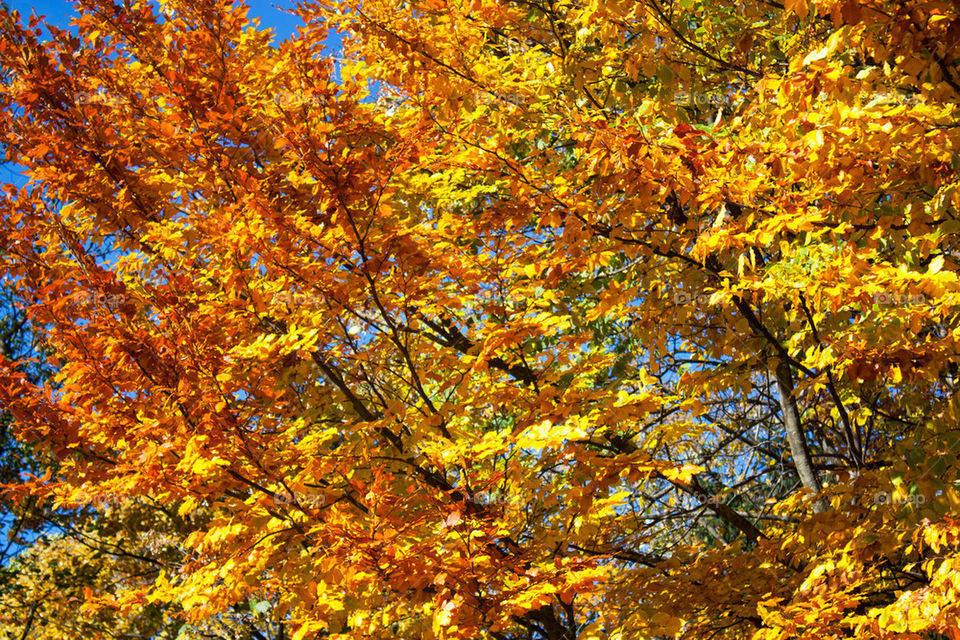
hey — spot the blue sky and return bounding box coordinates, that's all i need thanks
[11,0,310,40]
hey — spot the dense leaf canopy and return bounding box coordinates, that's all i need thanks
[1,0,960,638]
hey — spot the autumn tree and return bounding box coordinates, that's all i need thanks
[2,0,960,639]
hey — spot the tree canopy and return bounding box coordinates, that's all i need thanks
[1,0,960,638]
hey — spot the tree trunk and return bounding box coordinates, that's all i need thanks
[773,358,825,513]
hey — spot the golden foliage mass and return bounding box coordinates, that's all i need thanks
[1,0,960,638]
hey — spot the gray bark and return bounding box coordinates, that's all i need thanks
[773,358,826,513]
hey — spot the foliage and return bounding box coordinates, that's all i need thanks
[1,0,960,638]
